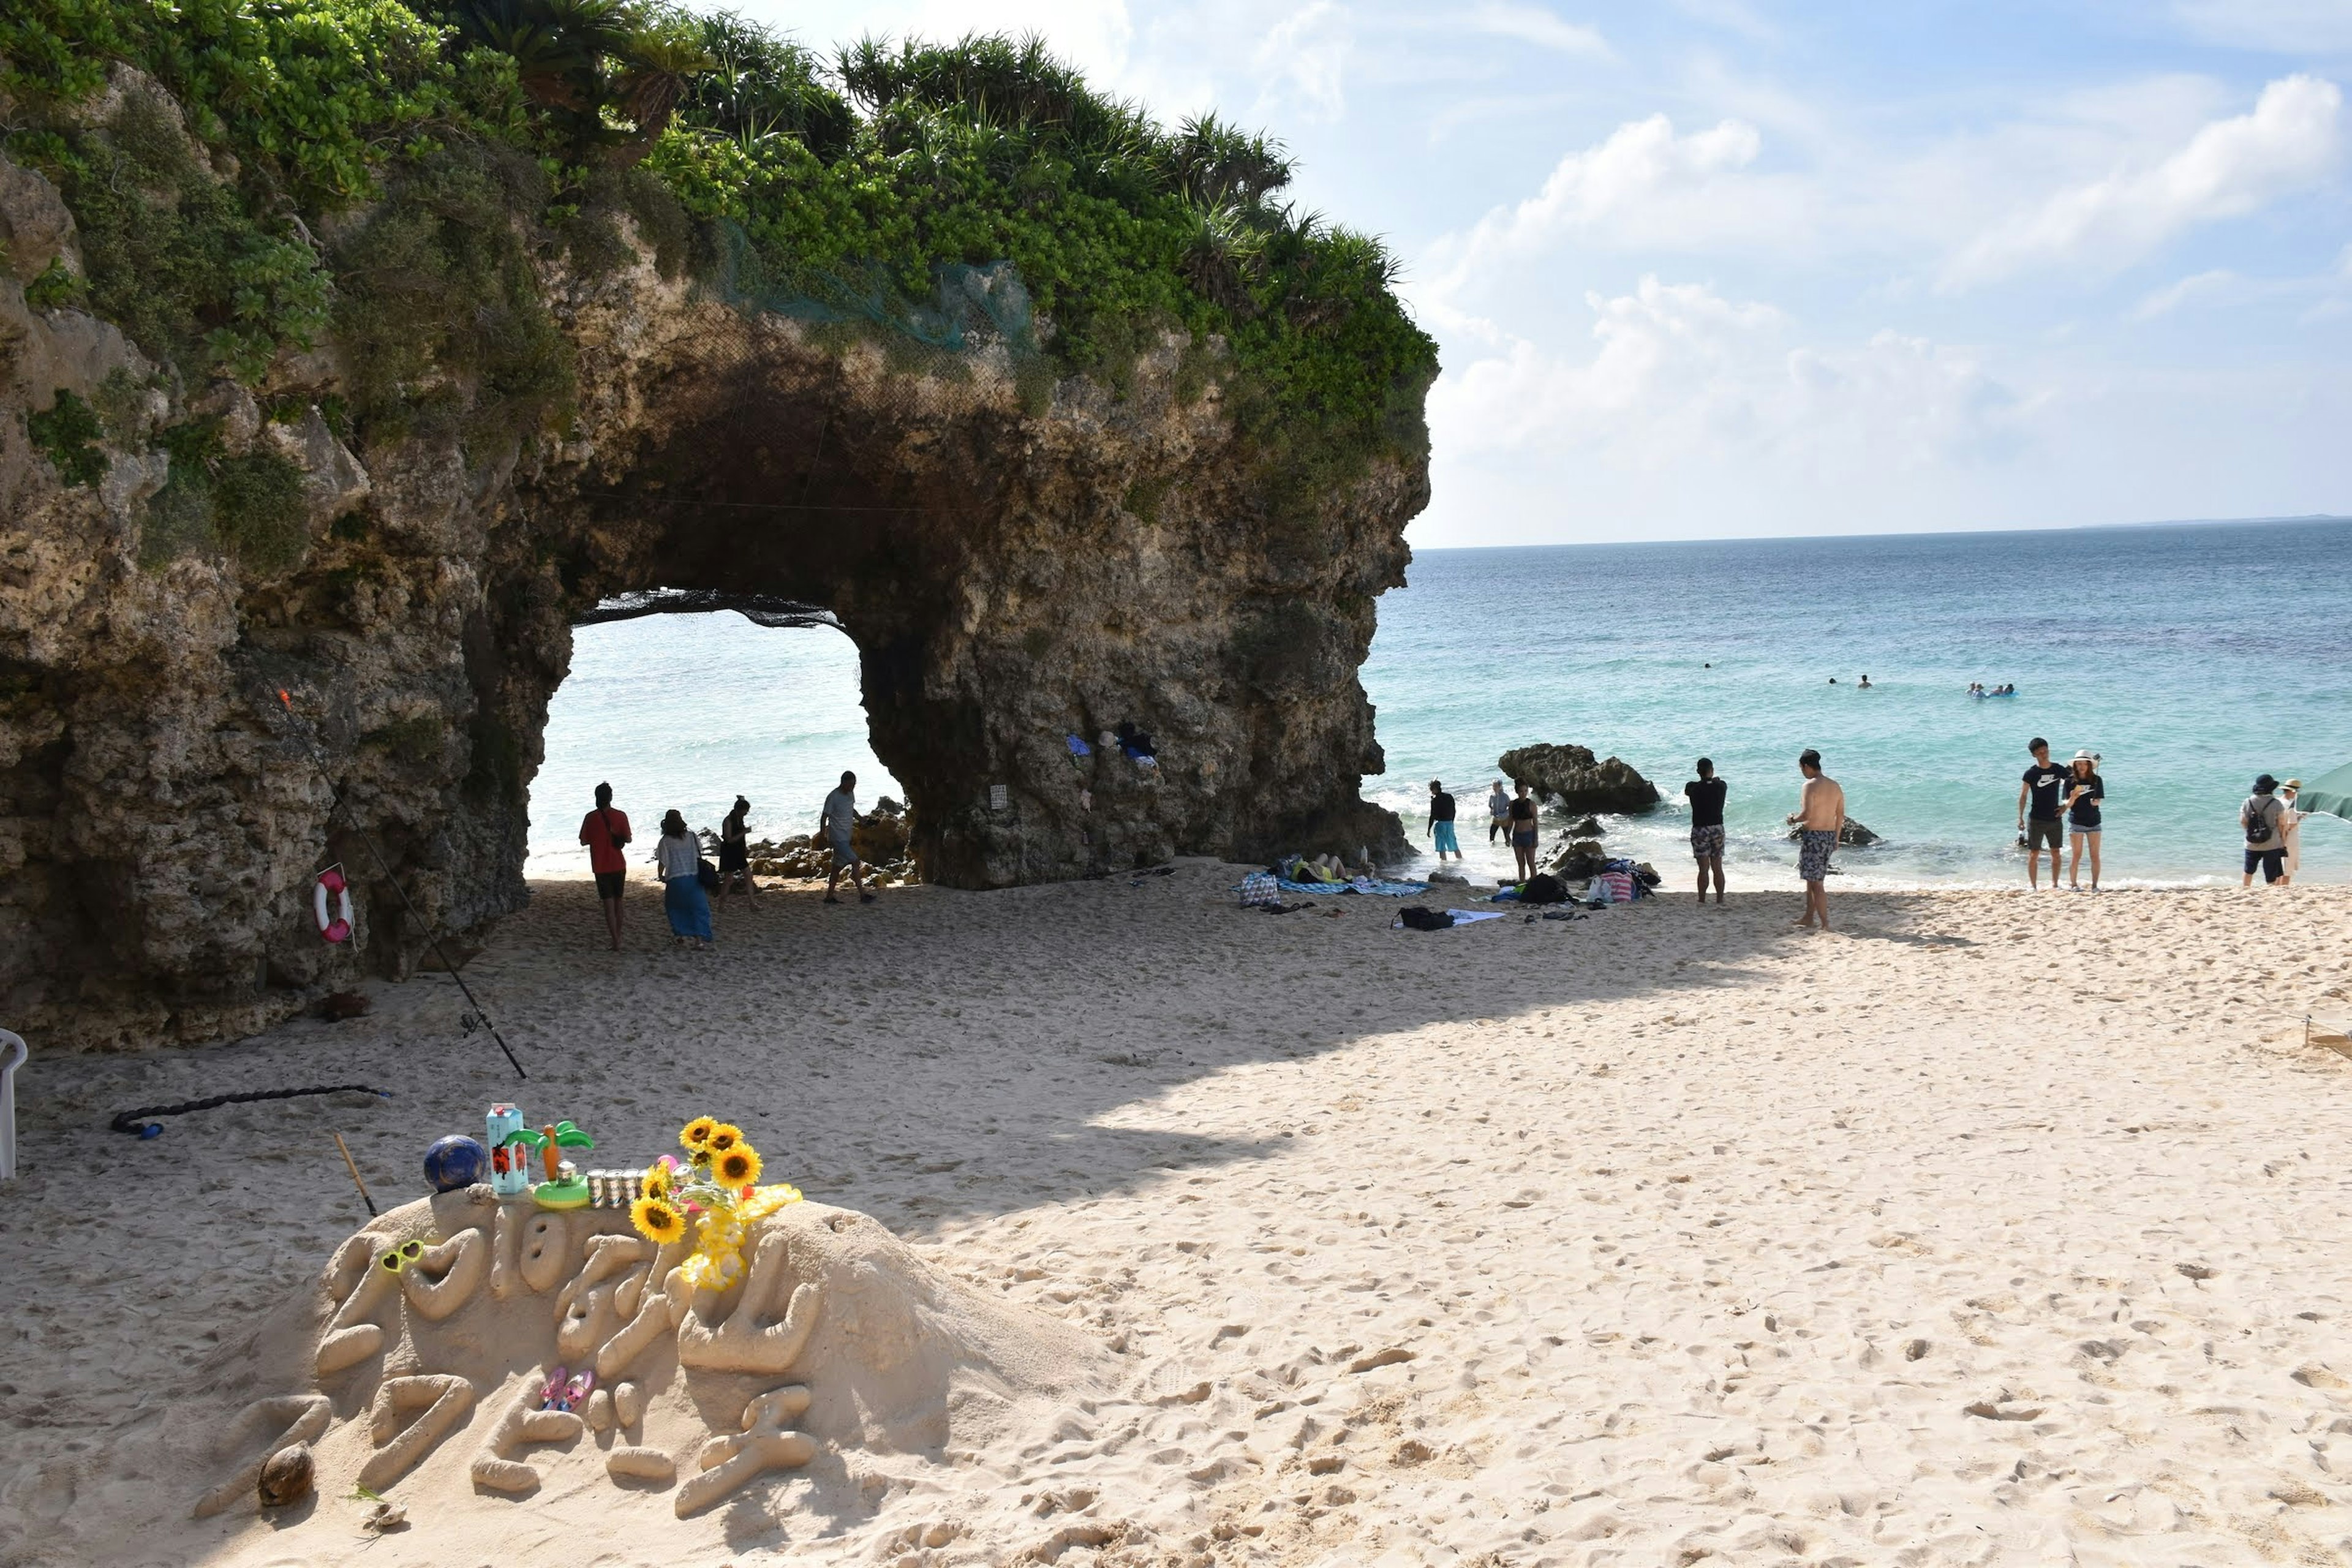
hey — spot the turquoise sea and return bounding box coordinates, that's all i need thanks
[527,518,2352,888]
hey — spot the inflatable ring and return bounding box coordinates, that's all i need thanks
[532,1177,591,1211]
[314,867,355,944]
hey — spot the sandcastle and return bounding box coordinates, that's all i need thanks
[123,1117,1109,1562]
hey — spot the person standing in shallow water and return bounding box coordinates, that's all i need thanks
[1684,758,1728,903]
[579,782,631,951]
[655,809,714,949]
[1427,779,1460,864]
[823,771,875,905]
[1785,748,1844,932]
[1487,779,1510,845]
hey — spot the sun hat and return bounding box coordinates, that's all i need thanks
[2253,774,2277,793]
[2071,749,2097,763]
[2285,778,2302,791]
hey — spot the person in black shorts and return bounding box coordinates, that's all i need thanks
[578,782,633,951]
[1684,758,1728,903]
[2241,774,2287,888]
[2016,738,2068,891]
[1507,783,1540,882]
[2063,752,2103,891]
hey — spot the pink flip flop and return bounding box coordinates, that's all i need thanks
[563,1370,595,1411]
[540,1365,568,1411]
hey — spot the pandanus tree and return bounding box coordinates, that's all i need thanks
[437,0,712,162]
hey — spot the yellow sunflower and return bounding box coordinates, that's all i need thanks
[641,1161,671,1199]
[629,1196,686,1246]
[706,1123,745,1155]
[680,1116,718,1152]
[715,1144,762,1187]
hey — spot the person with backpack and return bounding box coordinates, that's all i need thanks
[1426,780,1460,864]
[2241,774,2288,888]
[578,782,632,951]
[655,809,715,948]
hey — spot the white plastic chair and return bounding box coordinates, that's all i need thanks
[0,1030,23,1181]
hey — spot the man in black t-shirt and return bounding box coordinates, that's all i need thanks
[2016,737,2069,890]
[1427,779,1460,862]
[1684,758,1728,903]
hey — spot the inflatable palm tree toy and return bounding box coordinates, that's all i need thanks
[513,1121,594,1209]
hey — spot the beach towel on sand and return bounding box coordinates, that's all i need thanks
[1270,876,1428,897]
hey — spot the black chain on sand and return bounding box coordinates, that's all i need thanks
[110,1084,391,1138]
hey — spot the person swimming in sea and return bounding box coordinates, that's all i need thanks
[1858,674,1872,688]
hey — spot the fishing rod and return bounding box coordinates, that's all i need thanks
[271,687,526,1080]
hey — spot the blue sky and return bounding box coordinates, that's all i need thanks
[748,0,2352,545]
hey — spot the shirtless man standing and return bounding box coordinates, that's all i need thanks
[1783,748,1844,932]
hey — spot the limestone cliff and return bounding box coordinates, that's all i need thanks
[0,98,1426,1050]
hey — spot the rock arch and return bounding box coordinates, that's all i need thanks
[1,187,1422,1049]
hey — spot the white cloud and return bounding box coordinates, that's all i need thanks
[1254,2,1354,122]
[1463,2,1611,59]
[1944,74,2345,287]
[1421,112,1789,309]
[2132,267,2242,317]
[1428,277,2035,477]
[1497,113,1762,235]
[2171,0,2352,53]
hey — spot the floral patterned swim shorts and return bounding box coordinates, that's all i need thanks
[1797,828,1836,882]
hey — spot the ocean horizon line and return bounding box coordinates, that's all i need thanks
[1407,512,2352,554]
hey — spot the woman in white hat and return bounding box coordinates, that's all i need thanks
[2064,750,2104,891]
[2278,778,2305,886]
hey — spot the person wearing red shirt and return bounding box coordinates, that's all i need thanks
[579,781,633,951]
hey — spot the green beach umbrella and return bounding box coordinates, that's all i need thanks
[2298,761,2352,822]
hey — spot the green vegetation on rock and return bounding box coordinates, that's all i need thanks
[26,389,108,487]
[4,0,1434,479]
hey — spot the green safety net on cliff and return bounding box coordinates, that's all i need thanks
[703,221,1042,361]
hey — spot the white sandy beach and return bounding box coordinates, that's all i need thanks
[5,868,2352,1566]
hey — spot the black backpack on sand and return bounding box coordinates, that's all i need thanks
[1521,873,1567,905]
[1400,906,1454,930]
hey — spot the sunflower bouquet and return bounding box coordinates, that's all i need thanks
[627,1115,804,1291]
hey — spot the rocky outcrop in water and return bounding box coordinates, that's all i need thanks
[0,97,1425,1049]
[1498,744,1660,815]
[1785,817,1880,847]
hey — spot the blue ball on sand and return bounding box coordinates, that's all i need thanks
[424,1134,489,1192]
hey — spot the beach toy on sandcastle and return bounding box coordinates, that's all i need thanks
[173,1104,1100,1544]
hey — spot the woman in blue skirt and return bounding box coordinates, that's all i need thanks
[655,809,714,948]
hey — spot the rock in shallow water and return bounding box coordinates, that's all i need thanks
[1499,745,1660,814]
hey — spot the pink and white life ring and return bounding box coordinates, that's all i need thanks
[314,867,354,943]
